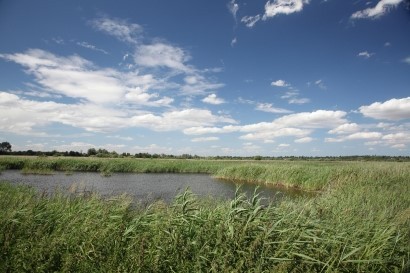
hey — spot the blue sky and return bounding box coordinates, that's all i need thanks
[0,0,409,156]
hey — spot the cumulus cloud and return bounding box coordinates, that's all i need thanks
[255,103,292,113]
[240,128,311,141]
[106,135,134,141]
[345,132,383,140]
[132,144,173,154]
[134,43,192,73]
[263,0,309,19]
[90,16,142,44]
[271,79,289,87]
[130,109,236,132]
[0,49,174,106]
[328,123,360,134]
[202,94,226,105]
[325,132,382,143]
[184,110,346,142]
[294,137,313,143]
[351,0,403,19]
[191,137,219,142]
[359,97,410,120]
[242,0,309,27]
[273,110,347,128]
[278,143,290,147]
[0,92,236,134]
[357,51,374,58]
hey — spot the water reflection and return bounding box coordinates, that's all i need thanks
[0,170,306,204]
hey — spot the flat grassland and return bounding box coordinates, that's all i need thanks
[0,156,409,272]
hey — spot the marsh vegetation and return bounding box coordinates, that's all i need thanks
[0,156,409,272]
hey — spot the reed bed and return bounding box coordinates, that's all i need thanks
[0,157,409,272]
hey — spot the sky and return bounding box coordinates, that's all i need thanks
[0,0,409,156]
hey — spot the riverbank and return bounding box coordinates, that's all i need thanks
[0,156,409,272]
[1,156,409,191]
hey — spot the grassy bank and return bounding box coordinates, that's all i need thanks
[0,157,409,272]
[0,179,408,272]
[1,156,409,191]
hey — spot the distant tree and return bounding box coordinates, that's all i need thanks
[87,148,97,156]
[0,142,12,153]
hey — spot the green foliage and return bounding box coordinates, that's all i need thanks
[0,142,12,153]
[0,159,409,272]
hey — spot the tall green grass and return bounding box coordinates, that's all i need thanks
[0,158,409,272]
[2,156,409,191]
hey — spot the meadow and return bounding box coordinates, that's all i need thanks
[0,156,409,272]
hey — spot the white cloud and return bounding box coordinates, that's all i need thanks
[130,109,237,132]
[241,15,261,28]
[271,79,289,87]
[52,142,96,152]
[294,137,313,143]
[382,132,410,147]
[242,143,262,153]
[240,128,311,141]
[325,131,382,143]
[0,92,236,134]
[359,97,410,120]
[255,103,292,113]
[328,123,360,134]
[391,144,406,149]
[351,0,403,19]
[90,16,142,44]
[273,110,347,128]
[184,76,198,85]
[134,43,192,73]
[278,143,290,147]
[281,90,310,104]
[181,80,225,96]
[357,51,374,58]
[324,137,344,143]
[263,0,309,20]
[51,37,64,45]
[227,0,239,22]
[242,0,309,28]
[345,132,382,140]
[184,110,346,142]
[403,56,410,64]
[288,97,310,104]
[76,41,108,54]
[0,92,128,133]
[202,94,226,105]
[133,144,173,154]
[106,135,134,141]
[191,137,219,142]
[314,79,327,90]
[231,37,237,47]
[0,49,179,107]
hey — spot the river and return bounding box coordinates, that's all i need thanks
[0,170,305,204]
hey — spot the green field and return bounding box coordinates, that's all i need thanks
[0,156,409,272]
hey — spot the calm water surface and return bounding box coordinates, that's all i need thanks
[0,170,304,204]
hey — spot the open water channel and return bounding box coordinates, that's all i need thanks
[0,170,305,204]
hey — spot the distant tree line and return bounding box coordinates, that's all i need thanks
[0,141,409,161]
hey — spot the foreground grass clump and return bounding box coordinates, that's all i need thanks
[1,170,409,273]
